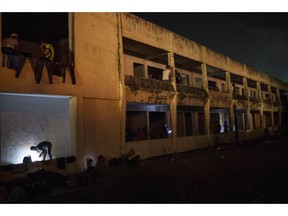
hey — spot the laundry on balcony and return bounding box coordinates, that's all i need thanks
[28,58,76,84]
[1,54,26,78]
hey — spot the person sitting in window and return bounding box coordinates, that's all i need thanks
[40,39,55,61]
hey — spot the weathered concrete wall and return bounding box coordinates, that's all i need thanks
[0,94,72,165]
[176,135,209,153]
[125,138,174,159]
[74,13,120,99]
[121,13,173,53]
[83,98,121,159]
[122,13,288,92]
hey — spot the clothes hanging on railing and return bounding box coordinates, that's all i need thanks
[2,54,26,78]
[2,54,76,85]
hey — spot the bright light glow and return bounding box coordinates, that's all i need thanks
[165,125,172,134]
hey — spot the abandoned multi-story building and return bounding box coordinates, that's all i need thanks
[1,13,288,178]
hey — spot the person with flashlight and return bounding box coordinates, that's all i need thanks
[30,141,53,161]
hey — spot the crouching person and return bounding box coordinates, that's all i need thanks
[126,149,141,167]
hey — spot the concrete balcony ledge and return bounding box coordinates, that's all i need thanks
[209,90,231,102]
[177,85,208,99]
[249,97,261,103]
[233,94,248,101]
[125,75,175,92]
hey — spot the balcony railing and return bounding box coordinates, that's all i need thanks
[176,85,208,99]
[233,94,248,101]
[125,75,175,92]
[249,97,261,103]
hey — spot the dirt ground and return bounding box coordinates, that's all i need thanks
[23,134,288,203]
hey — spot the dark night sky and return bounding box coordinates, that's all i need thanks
[2,13,68,44]
[2,12,288,83]
[134,13,288,84]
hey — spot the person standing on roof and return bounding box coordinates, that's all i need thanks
[2,33,20,55]
[40,39,55,61]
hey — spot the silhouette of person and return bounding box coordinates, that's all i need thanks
[223,121,229,133]
[30,141,53,160]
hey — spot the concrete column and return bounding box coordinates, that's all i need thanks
[116,13,126,155]
[243,77,248,98]
[168,52,177,152]
[201,63,211,146]
[276,88,282,128]
[260,106,265,129]
[168,52,176,90]
[267,86,274,127]
[257,82,263,102]
[246,104,253,130]
[268,85,272,100]
[226,71,232,94]
[276,88,281,105]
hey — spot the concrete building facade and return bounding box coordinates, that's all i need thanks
[1,13,288,176]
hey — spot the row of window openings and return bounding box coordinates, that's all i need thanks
[125,111,260,142]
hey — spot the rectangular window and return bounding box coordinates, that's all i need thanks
[184,112,193,136]
[133,63,145,78]
[181,74,189,86]
[126,111,148,142]
[198,113,205,135]
[177,112,185,137]
[177,112,192,136]
[126,103,171,142]
[148,66,162,80]
[149,112,169,139]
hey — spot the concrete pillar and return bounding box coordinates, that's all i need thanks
[116,13,126,155]
[257,82,265,128]
[268,85,272,100]
[226,71,232,94]
[246,104,253,130]
[202,63,211,146]
[267,86,274,127]
[226,71,234,132]
[257,82,263,102]
[168,52,176,90]
[276,88,282,128]
[260,106,265,129]
[243,77,248,98]
[168,52,177,152]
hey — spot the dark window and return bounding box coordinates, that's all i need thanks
[149,112,169,139]
[133,63,145,78]
[184,112,193,136]
[126,111,148,142]
[148,66,162,80]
